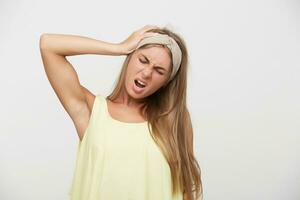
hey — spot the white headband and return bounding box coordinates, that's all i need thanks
[135,33,182,84]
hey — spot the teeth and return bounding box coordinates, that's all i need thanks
[137,80,146,86]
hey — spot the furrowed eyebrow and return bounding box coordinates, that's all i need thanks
[140,54,167,71]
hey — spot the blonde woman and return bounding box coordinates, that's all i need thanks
[39,25,203,200]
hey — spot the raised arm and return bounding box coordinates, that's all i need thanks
[39,25,159,140]
[39,33,125,140]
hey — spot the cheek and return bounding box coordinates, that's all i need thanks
[150,75,167,88]
[128,62,142,74]
[126,63,139,76]
[124,70,134,87]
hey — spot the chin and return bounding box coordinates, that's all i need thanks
[132,92,147,99]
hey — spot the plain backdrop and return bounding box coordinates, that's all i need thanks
[0,0,299,199]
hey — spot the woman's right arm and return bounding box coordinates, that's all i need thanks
[39,25,158,140]
[39,33,125,140]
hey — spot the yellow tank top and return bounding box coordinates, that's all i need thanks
[68,94,183,200]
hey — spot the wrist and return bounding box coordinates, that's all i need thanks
[111,43,129,55]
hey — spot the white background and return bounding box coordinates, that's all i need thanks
[0,0,299,199]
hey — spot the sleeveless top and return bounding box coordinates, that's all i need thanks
[68,94,183,200]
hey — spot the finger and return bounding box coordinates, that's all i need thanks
[145,25,160,31]
[137,25,151,32]
[145,24,159,29]
[140,25,160,33]
[143,32,158,38]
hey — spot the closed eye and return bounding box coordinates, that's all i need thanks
[139,58,147,64]
[139,58,164,75]
[156,70,164,75]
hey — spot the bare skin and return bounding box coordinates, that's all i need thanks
[39,25,171,141]
[106,45,172,124]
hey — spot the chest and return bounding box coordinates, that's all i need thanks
[107,100,146,123]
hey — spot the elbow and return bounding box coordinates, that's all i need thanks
[39,33,50,50]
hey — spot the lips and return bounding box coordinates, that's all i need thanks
[134,80,146,88]
[134,78,147,87]
[133,79,147,93]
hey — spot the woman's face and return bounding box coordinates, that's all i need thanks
[125,46,172,99]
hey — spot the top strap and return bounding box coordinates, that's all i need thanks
[79,94,103,145]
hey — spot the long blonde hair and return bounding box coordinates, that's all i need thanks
[107,27,203,200]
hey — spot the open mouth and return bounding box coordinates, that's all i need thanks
[134,79,146,88]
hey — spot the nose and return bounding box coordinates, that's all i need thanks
[141,67,153,79]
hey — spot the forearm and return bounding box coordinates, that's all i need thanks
[39,33,124,56]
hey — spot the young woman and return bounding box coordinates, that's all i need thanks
[39,25,203,200]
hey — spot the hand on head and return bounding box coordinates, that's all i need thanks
[119,25,161,54]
